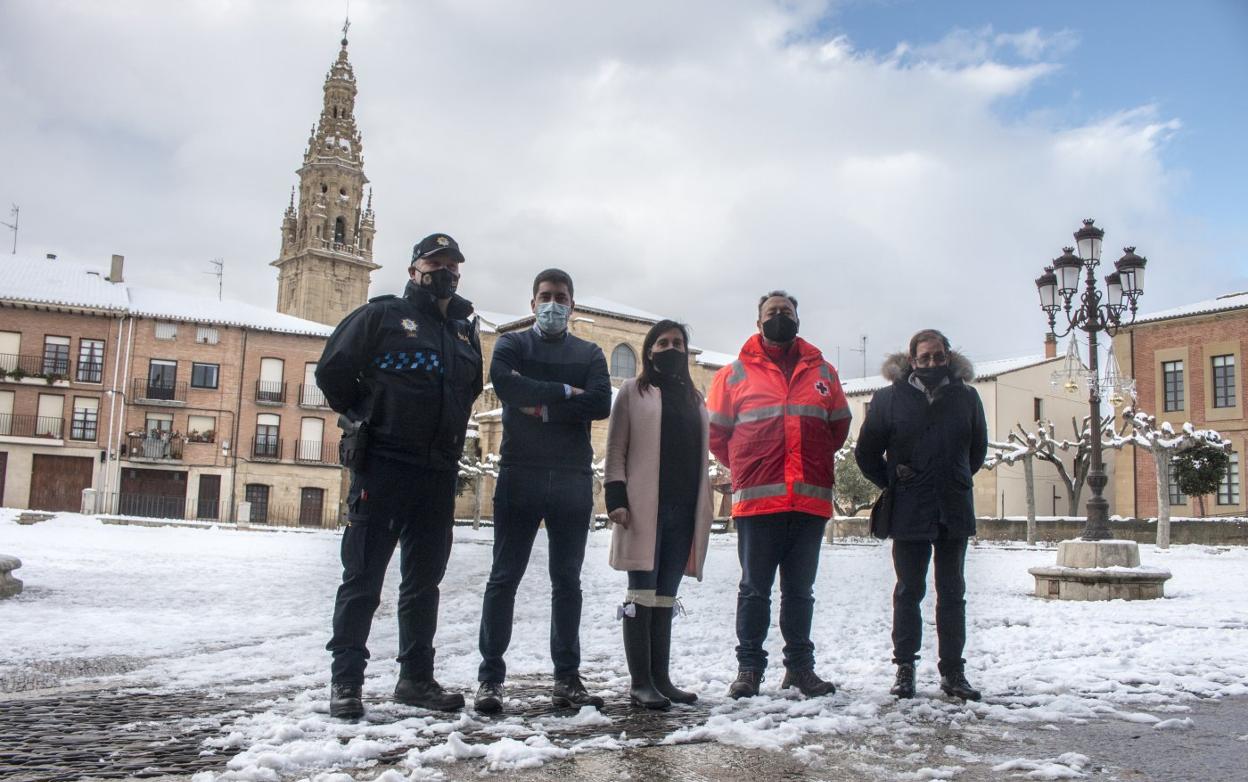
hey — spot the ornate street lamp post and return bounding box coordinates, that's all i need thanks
[1034,219,1148,540]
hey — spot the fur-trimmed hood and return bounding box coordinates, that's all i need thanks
[880,350,974,383]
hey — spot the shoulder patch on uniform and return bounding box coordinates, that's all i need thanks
[368,294,398,303]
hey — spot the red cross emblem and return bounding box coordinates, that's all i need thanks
[814,380,830,396]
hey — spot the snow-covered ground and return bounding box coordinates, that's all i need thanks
[2,510,1247,781]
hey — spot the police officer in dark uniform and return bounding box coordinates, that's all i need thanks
[317,233,483,720]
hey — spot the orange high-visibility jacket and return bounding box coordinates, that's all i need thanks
[707,334,852,519]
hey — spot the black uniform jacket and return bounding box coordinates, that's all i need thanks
[855,368,988,540]
[315,280,483,470]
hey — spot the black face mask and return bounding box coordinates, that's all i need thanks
[419,268,458,299]
[651,348,688,377]
[913,365,950,387]
[762,314,798,343]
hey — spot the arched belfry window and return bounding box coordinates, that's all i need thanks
[334,217,346,244]
[611,344,637,379]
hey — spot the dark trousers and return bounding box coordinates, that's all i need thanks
[478,466,593,683]
[891,527,969,671]
[627,502,697,597]
[328,457,457,685]
[735,511,827,672]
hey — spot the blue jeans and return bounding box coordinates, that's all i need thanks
[328,457,457,684]
[627,502,697,598]
[478,466,594,683]
[735,511,827,672]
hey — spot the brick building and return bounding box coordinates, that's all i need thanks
[0,255,343,526]
[1112,291,1247,518]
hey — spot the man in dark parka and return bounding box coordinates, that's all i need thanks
[855,329,988,701]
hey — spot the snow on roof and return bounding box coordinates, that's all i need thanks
[693,348,736,368]
[841,354,1058,397]
[1130,291,1248,326]
[0,257,129,312]
[0,256,333,337]
[474,309,528,334]
[571,295,668,323]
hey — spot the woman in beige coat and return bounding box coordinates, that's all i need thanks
[604,320,714,709]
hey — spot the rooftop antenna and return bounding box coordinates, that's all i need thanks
[205,258,224,301]
[850,334,868,378]
[1,204,17,254]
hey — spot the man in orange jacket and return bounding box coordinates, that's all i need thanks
[707,291,851,699]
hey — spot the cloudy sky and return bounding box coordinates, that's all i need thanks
[2,0,1245,375]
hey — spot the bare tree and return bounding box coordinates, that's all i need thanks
[1108,408,1231,548]
[457,452,500,529]
[986,427,1043,544]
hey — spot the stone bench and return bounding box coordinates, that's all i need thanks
[0,554,22,598]
[16,511,54,526]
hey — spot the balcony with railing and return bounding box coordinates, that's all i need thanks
[255,380,287,405]
[132,377,188,404]
[292,439,339,464]
[124,433,185,461]
[0,413,65,439]
[298,383,329,408]
[0,353,72,383]
[252,436,283,461]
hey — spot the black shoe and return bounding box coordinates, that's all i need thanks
[780,668,836,697]
[939,669,981,702]
[890,663,916,699]
[650,606,697,704]
[552,673,605,710]
[475,681,505,714]
[623,604,671,710]
[727,669,763,699]
[329,682,364,720]
[393,678,465,711]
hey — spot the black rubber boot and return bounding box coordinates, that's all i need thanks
[650,606,697,704]
[939,668,981,702]
[329,682,364,720]
[623,604,671,710]
[890,663,916,699]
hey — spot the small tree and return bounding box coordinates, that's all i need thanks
[832,439,879,517]
[986,426,1044,544]
[1108,408,1231,548]
[1173,441,1232,517]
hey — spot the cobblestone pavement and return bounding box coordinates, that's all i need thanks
[4,670,1246,781]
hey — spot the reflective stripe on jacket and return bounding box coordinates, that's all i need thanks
[707,334,851,519]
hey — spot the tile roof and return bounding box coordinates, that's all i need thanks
[1129,291,1248,326]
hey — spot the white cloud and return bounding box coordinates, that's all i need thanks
[0,0,1217,374]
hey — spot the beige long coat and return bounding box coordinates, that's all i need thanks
[604,378,714,580]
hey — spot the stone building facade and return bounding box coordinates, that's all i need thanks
[271,31,379,327]
[1112,292,1247,518]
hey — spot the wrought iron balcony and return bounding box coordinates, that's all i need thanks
[292,439,339,464]
[298,383,328,407]
[252,436,283,460]
[255,380,287,405]
[133,377,188,403]
[0,413,64,439]
[125,433,184,460]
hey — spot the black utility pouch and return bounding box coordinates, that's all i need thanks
[338,415,370,471]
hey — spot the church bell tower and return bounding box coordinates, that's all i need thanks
[272,20,380,326]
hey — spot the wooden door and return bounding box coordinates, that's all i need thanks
[119,467,188,519]
[196,474,221,520]
[29,454,94,512]
[299,487,324,527]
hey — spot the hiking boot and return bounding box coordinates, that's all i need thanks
[393,678,465,712]
[552,673,605,710]
[329,682,364,720]
[475,681,505,714]
[939,669,981,702]
[781,668,836,697]
[727,669,763,699]
[890,663,916,699]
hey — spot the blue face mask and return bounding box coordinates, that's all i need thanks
[535,302,571,334]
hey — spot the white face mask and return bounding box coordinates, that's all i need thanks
[535,302,571,334]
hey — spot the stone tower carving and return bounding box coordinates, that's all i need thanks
[272,25,380,326]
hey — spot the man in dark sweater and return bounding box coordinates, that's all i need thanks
[475,268,612,713]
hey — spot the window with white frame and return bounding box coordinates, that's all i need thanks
[1217,452,1240,506]
[611,344,637,379]
[42,336,70,376]
[36,394,64,437]
[77,339,105,383]
[0,390,13,435]
[187,414,216,443]
[70,397,99,440]
[155,321,178,340]
[195,325,220,345]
